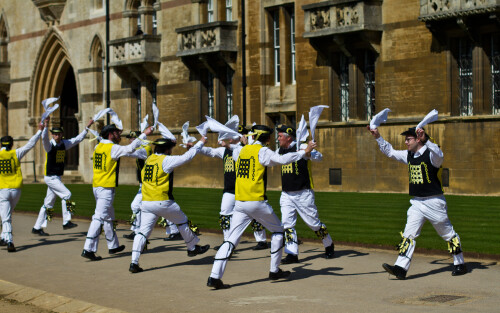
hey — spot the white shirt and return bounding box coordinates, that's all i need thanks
[276,141,323,162]
[160,141,205,173]
[0,130,42,161]
[42,127,89,152]
[96,133,148,160]
[376,136,444,168]
[232,141,306,167]
[200,146,226,160]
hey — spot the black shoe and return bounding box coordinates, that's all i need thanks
[129,263,144,273]
[452,264,467,276]
[187,244,210,257]
[164,233,182,241]
[123,232,136,240]
[269,268,291,280]
[31,228,49,236]
[281,254,299,264]
[252,241,269,250]
[109,245,125,254]
[7,242,16,252]
[0,239,6,246]
[382,263,407,280]
[63,221,78,230]
[81,250,102,261]
[207,277,230,289]
[325,243,335,259]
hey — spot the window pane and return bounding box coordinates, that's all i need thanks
[208,0,214,22]
[364,51,376,120]
[226,0,233,21]
[340,54,349,121]
[273,10,280,85]
[226,68,233,119]
[459,38,473,116]
[208,73,215,118]
[291,10,296,83]
[491,35,500,115]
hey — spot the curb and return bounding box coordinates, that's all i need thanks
[0,279,127,313]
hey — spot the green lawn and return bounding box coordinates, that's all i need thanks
[16,184,499,255]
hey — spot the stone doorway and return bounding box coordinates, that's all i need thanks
[59,66,79,170]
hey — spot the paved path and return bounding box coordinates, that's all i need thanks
[0,213,499,313]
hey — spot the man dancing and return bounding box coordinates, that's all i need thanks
[0,121,45,252]
[367,125,467,279]
[275,124,334,264]
[81,124,153,261]
[32,117,95,235]
[129,136,210,273]
[207,125,316,289]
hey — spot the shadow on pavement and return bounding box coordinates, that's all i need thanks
[14,237,79,252]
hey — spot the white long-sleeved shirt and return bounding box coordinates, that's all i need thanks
[42,127,89,152]
[1,130,43,161]
[160,141,205,173]
[199,146,225,160]
[95,134,148,160]
[276,141,323,162]
[233,141,306,167]
[375,136,444,168]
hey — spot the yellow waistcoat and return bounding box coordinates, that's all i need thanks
[141,154,173,201]
[92,143,117,188]
[235,144,266,201]
[0,149,22,189]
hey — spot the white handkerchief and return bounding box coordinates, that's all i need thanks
[157,122,176,141]
[196,121,209,137]
[109,110,123,130]
[295,114,308,151]
[41,104,59,123]
[369,108,391,130]
[417,109,438,129]
[92,108,112,121]
[152,102,159,129]
[308,105,328,141]
[206,116,241,139]
[225,115,240,132]
[41,97,59,110]
[140,114,149,132]
[181,121,197,147]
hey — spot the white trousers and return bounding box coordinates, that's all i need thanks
[0,188,21,243]
[130,185,142,233]
[220,192,266,242]
[33,176,72,229]
[164,220,179,235]
[83,187,120,252]
[395,195,465,271]
[281,189,332,256]
[131,200,200,264]
[210,200,284,279]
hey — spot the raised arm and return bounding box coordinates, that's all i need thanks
[199,146,225,159]
[367,125,407,164]
[64,119,94,150]
[16,122,44,160]
[162,137,206,173]
[42,124,51,152]
[417,128,443,167]
[110,126,153,159]
[260,141,315,167]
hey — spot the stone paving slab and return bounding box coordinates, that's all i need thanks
[0,213,499,313]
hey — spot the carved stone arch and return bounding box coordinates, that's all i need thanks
[0,10,9,135]
[89,33,105,62]
[30,28,82,171]
[0,11,10,62]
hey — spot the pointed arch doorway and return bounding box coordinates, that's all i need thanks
[31,30,80,173]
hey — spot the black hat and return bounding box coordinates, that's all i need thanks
[276,124,296,137]
[1,136,13,148]
[400,127,418,137]
[152,138,176,148]
[100,124,120,138]
[125,131,141,139]
[238,125,249,135]
[250,125,273,134]
[50,127,64,134]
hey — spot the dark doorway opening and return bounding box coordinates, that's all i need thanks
[60,66,79,170]
[0,93,7,135]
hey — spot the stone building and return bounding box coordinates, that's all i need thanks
[0,0,499,195]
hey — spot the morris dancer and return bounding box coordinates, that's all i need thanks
[82,124,153,261]
[32,117,95,235]
[367,125,467,279]
[207,125,316,289]
[0,121,45,252]
[129,136,210,273]
[275,124,334,264]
